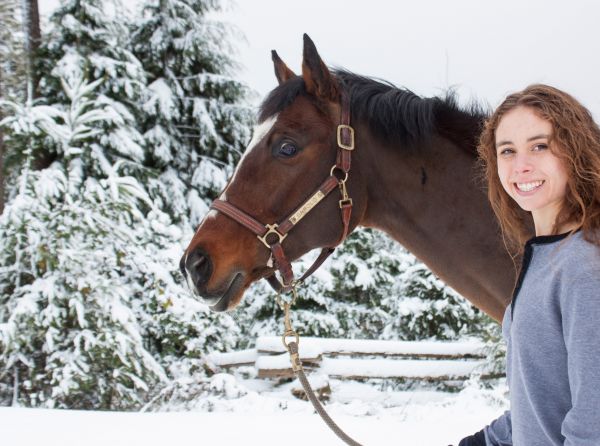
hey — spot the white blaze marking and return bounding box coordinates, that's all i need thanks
[222,114,279,193]
[249,114,279,149]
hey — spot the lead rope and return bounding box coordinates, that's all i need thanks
[276,285,364,446]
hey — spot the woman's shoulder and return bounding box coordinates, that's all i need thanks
[555,229,600,277]
[554,230,600,314]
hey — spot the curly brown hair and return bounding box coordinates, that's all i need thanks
[478,84,600,255]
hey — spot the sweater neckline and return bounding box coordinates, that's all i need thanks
[511,228,580,319]
[525,228,580,246]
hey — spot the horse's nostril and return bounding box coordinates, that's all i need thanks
[185,249,213,288]
[191,256,205,269]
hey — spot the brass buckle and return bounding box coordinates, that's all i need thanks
[339,198,353,208]
[276,287,301,356]
[257,223,287,248]
[337,124,355,151]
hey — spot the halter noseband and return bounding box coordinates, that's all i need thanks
[210,93,355,293]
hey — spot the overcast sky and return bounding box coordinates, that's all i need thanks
[40,0,600,118]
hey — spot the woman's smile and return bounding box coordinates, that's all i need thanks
[514,180,545,193]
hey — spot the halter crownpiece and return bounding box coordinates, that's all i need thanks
[210,92,355,293]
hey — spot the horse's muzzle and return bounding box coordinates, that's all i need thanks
[180,249,243,311]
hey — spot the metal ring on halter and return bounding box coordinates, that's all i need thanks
[257,223,287,249]
[330,165,348,183]
[275,282,299,308]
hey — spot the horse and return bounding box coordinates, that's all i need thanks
[181,34,517,322]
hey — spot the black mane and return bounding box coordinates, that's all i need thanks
[259,70,488,152]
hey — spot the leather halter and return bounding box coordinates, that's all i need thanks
[210,93,355,293]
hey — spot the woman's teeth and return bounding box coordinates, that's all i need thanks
[516,180,544,192]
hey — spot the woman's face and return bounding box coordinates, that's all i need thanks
[495,106,570,234]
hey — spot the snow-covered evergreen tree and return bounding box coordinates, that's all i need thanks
[0,0,245,409]
[0,73,165,408]
[34,0,148,183]
[130,0,253,225]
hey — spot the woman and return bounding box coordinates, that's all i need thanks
[458,84,600,446]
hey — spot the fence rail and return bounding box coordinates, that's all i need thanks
[208,336,500,381]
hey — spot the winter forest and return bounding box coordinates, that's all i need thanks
[0,0,503,418]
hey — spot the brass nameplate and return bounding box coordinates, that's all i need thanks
[289,191,325,225]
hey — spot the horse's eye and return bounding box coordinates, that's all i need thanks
[278,142,298,157]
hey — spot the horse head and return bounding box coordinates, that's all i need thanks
[181,35,367,311]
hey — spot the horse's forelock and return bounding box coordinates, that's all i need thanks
[258,76,307,123]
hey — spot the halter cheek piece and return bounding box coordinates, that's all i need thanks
[210,95,363,446]
[210,94,355,293]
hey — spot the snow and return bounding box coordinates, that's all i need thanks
[256,336,486,357]
[144,78,175,119]
[0,377,508,446]
[354,260,376,287]
[321,357,484,379]
[208,348,258,367]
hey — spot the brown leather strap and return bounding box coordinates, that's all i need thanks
[336,92,353,173]
[266,274,284,292]
[341,91,351,128]
[211,199,267,236]
[337,201,353,245]
[270,242,295,289]
[278,176,339,234]
[265,247,335,293]
[299,247,335,281]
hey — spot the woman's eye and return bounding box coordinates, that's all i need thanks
[532,144,548,151]
[498,148,514,156]
[278,142,298,157]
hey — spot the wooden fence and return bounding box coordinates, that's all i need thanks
[207,336,500,382]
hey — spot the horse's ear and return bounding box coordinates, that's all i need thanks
[272,50,296,85]
[302,34,339,101]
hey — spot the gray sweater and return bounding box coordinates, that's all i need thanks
[484,230,600,446]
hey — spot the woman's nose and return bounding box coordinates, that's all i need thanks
[513,152,534,174]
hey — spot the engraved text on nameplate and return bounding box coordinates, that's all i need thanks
[289,191,325,224]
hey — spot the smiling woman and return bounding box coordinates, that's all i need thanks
[495,107,573,236]
[478,84,600,251]
[458,85,600,446]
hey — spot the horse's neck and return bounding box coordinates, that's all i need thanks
[356,128,515,320]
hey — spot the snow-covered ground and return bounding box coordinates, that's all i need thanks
[1,373,508,446]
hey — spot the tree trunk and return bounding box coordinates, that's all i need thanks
[0,67,5,214]
[23,0,54,170]
[24,0,40,99]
